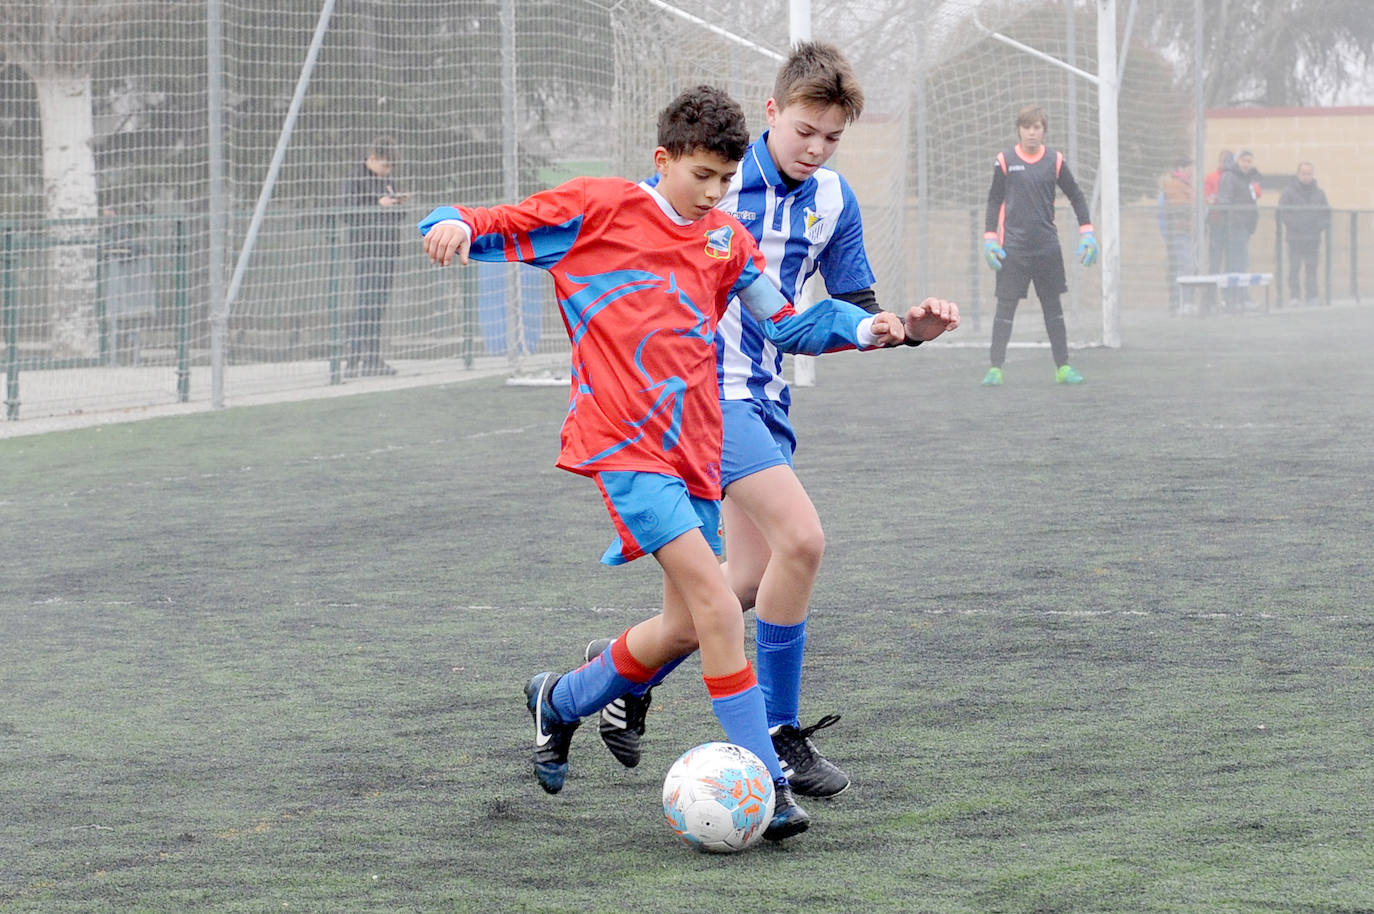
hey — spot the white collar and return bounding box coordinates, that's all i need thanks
[638,180,693,226]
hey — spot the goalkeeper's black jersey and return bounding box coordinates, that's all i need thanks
[984,145,1092,257]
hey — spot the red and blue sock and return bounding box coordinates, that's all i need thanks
[550,629,657,721]
[705,663,784,782]
[627,652,688,697]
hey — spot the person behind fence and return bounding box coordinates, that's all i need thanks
[1157,156,1194,315]
[101,206,156,366]
[341,135,408,377]
[1216,150,1261,312]
[1277,161,1331,307]
[980,104,1097,386]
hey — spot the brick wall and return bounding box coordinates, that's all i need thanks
[1204,107,1374,210]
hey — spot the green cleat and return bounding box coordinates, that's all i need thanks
[1055,364,1085,385]
[981,366,1003,386]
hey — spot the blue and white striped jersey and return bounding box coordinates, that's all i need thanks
[717,131,876,405]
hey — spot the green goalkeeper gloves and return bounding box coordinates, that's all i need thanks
[1076,231,1098,267]
[983,238,1006,271]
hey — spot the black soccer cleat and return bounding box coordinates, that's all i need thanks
[763,778,811,841]
[524,671,581,794]
[584,637,652,768]
[772,714,851,798]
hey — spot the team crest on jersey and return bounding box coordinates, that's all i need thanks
[803,207,826,243]
[704,225,733,260]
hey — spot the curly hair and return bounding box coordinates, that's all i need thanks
[656,86,750,163]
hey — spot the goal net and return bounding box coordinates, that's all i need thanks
[0,0,1211,420]
[889,0,1194,356]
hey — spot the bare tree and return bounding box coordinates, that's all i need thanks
[0,0,149,358]
[1144,0,1373,106]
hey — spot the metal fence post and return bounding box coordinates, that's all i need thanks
[3,226,18,420]
[969,206,982,333]
[176,218,192,401]
[327,214,343,384]
[462,267,475,370]
[1350,211,1360,304]
[96,226,109,364]
[1273,212,1283,307]
[1323,220,1332,306]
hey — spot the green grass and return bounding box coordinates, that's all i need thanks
[2,306,1372,913]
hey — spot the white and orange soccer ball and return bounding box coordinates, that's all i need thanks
[661,742,775,853]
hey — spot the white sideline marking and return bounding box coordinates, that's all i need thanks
[22,597,1359,625]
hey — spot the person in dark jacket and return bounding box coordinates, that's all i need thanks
[1277,162,1331,306]
[341,135,408,376]
[1215,150,1260,311]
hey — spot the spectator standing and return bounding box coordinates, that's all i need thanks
[101,206,155,365]
[1215,150,1260,312]
[341,135,408,377]
[1157,157,1194,314]
[1277,161,1331,306]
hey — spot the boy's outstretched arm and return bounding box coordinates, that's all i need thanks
[735,272,905,354]
[834,288,958,347]
[422,220,471,267]
[418,181,586,270]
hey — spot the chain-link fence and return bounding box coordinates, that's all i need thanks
[0,0,1366,422]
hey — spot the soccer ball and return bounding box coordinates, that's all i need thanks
[662,742,775,853]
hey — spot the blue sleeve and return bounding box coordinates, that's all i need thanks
[417,182,586,270]
[736,274,872,355]
[418,206,462,236]
[815,178,876,295]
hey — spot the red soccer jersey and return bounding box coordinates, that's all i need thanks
[443,177,767,500]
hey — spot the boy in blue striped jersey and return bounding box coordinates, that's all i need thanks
[585,42,958,797]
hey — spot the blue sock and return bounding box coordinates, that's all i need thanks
[755,618,806,730]
[628,652,689,697]
[549,649,634,721]
[710,685,784,782]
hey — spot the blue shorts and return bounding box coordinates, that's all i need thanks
[720,397,797,489]
[595,471,722,566]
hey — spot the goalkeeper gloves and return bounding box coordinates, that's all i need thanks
[983,238,1006,271]
[1076,231,1098,267]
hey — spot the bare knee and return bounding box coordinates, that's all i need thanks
[776,521,825,575]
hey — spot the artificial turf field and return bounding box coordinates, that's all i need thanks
[2,305,1371,914]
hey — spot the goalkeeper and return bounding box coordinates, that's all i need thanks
[980,104,1096,386]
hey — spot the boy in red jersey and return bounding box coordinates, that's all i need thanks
[420,86,924,841]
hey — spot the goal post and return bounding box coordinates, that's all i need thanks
[970,0,1122,349]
